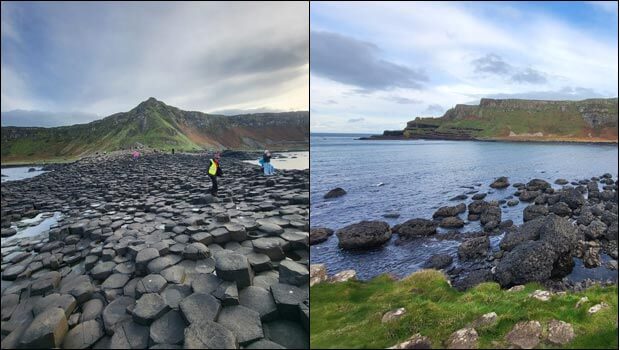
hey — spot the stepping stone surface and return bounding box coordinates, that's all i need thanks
[149,310,186,345]
[184,320,238,349]
[62,319,104,349]
[132,293,169,325]
[19,307,68,348]
[215,252,253,288]
[179,292,222,324]
[217,305,264,345]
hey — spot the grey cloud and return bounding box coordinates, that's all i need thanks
[348,117,365,123]
[424,104,445,115]
[472,86,609,101]
[471,53,547,84]
[325,99,338,105]
[195,39,308,81]
[1,2,309,119]
[311,31,428,91]
[472,53,512,75]
[511,67,547,84]
[1,110,99,127]
[386,96,423,104]
[210,107,284,116]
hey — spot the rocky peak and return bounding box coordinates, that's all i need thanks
[132,97,167,113]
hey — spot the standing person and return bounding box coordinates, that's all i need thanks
[208,152,223,196]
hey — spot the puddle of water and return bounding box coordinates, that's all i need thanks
[1,212,63,248]
[567,255,618,283]
[1,166,48,182]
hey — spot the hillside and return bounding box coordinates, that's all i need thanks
[370,98,618,143]
[1,98,309,163]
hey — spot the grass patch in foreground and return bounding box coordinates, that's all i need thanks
[310,270,618,349]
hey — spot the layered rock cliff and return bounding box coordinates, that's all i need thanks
[373,98,618,143]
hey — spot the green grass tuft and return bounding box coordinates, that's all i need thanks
[310,270,618,349]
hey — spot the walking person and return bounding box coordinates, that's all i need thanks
[208,152,223,196]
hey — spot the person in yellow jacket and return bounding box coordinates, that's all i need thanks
[208,152,223,196]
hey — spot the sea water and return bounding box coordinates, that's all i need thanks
[310,133,618,280]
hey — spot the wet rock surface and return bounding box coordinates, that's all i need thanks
[1,153,309,348]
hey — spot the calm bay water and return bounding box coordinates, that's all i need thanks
[1,166,47,182]
[310,133,619,280]
[243,151,309,170]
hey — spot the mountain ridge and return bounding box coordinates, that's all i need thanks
[366,97,618,143]
[1,98,309,163]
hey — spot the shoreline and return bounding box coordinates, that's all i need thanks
[357,135,619,145]
[1,147,311,168]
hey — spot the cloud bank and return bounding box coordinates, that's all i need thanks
[1,2,308,126]
[311,2,618,133]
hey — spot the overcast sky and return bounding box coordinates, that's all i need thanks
[310,1,619,133]
[1,1,309,126]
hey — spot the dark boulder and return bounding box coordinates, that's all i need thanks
[439,216,464,228]
[309,227,334,245]
[468,200,489,215]
[583,220,607,240]
[324,188,347,199]
[605,221,618,241]
[393,219,437,238]
[336,221,391,250]
[519,190,541,202]
[523,205,549,222]
[432,203,466,218]
[495,241,557,287]
[558,188,585,209]
[480,205,501,231]
[499,217,545,251]
[458,236,490,260]
[423,254,453,269]
[526,179,551,191]
[472,193,487,200]
[549,202,571,217]
[495,214,577,287]
[490,176,510,189]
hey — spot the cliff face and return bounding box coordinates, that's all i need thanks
[1,98,309,162]
[390,98,618,142]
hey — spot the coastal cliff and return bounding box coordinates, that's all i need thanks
[365,98,618,143]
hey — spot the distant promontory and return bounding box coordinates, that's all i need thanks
[362,98,618,143]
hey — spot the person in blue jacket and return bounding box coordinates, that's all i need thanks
[259,150,275,175]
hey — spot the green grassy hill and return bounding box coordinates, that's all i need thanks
[311,270,618,349]
[1,98,309,163]
[383,98,618,142]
